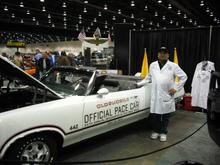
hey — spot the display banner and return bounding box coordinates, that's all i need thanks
[6,40,26,48]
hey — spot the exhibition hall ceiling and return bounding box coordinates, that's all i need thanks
[0,0,219,43]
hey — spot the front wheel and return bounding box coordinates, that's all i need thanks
[5,134,58,164]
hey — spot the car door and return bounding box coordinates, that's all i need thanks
[81,84,149,140]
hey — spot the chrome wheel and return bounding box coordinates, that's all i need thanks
[20,141,50,163]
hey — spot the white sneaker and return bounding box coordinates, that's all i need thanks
[150,132,159,139]
[160,134,167,142]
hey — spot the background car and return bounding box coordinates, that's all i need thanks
[91,51,108,66]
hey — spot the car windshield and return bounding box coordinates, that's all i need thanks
[41,68,93,97]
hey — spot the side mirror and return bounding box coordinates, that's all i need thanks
[97,88,109,96]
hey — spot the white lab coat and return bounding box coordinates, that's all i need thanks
[191,61,215,109]
[138,60,187,114]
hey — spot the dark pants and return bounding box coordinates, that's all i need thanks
[149,113,172,134]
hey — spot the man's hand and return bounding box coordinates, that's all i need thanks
[168,88,177,96]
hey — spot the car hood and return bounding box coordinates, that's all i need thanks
[0,55,63,98]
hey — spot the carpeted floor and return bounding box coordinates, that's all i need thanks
[57,110,220,165]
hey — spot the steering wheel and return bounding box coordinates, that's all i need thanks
[72,78,87,89]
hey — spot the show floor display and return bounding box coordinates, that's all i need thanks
[58,110,220,165]
[0,55,184,163]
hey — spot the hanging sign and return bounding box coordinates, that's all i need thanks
[6,40,26,48]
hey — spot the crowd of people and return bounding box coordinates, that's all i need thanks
[1,49,81,79]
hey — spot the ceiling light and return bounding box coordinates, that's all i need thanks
[112,16,116,20]
[141,24,144,28]
[210,12,213,17]
[63,11,67,16]
[206,7,209,12]
[11,13,15,18]
[123,19,126,23]
[162,15,166,20]
[33,17,36,21]
[48,14,51,18]
[131,13,134,18]
[63,2,67,8]
[184,14,187,19]
[157,23,160,27]
[150,21,153,25]
[21,19,24,23]
[83,7,87,13]
[168,4,172,9]
[194,21,197,26]
[84,1,88,3]
[20,2,24,7]
[42,6,46,12]
[200,0,204,6]
[214,17,217,21]
[40,0,44,2]
[176,21,179,26]
[26,10,30,15]
[118,9,121,14]
[170,20,173,24]
[133,23,136,26]
[189,18,192,23]
[48,19,51,23]
[104,4,108,10]
[94,18,97,22]
[177,10,181,15]
[155,12,158,16]
[105,20,107,24]
[105,25,108,28]
[91,22,94,26]
[163,27,166,30]
[4,6,8,11]
[79,20,82,24]
[131,1,135,7]
[98,12,102,16]
[157,0,162,4]
[63,17,66,21]
[78,15,82,19]
[144,5,148,11]
[36,21,39,25]
[64,22,67,26]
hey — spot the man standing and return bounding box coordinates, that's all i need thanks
[34,49,43,79]
[37,52,51,78]
[137,47,187,142]
[34,49,43,62]
[48,51,56,67]
[57,51,71,66]
[13,52,24,69]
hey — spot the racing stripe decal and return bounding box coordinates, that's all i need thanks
[65,108,149,135]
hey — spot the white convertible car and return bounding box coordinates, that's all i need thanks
[0,55,182,163]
